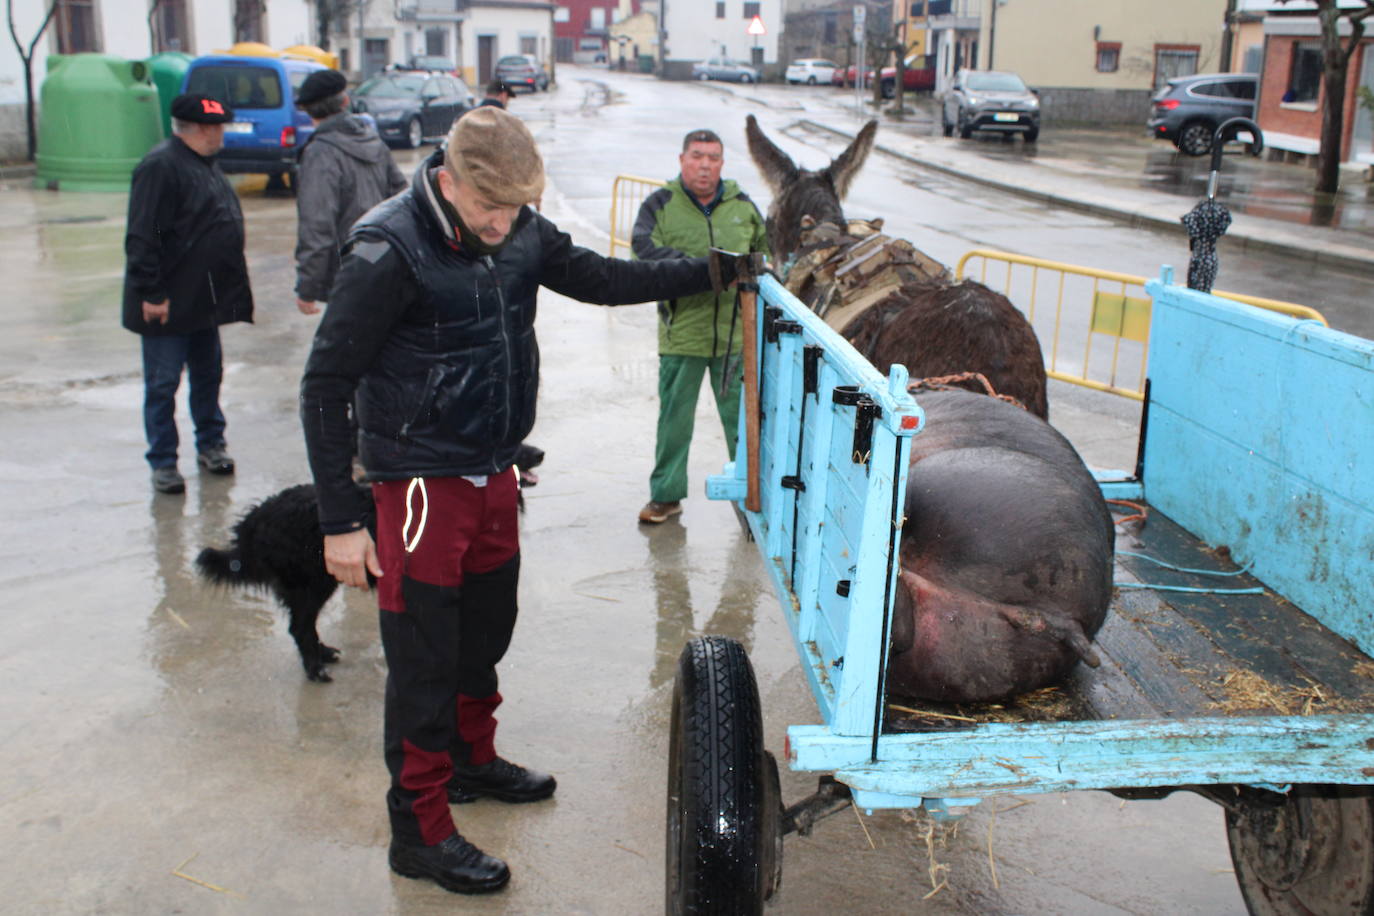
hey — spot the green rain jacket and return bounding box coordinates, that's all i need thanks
[631,177,769,357]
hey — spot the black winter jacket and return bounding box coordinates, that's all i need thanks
[294,114,406,302]
[301,150,719,534]
[122,137,253,335]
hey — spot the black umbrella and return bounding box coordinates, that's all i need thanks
[1181,117,1263,293]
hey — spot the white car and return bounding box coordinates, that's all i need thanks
[785,58,837,85]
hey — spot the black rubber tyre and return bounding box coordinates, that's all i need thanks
[958,111,973,139]
[807,75,817,85]
[941,109,953,137]
[666,636,779,915]
[1226,786,1374,915]
[1177,120,1214,157]
[1024,126,1039,143]
[405,116,423,150]
[881,78,894,100]
[697,72,710,81]
[740,73,753,84]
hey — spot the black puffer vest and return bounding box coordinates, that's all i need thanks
[349,155,539,478]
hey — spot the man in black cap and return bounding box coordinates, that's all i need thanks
[478,79,514,109]
[122,93,253,494]
[293,68,406,315]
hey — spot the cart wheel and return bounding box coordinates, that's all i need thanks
[667,636,780,915]
[1226,786,1374,915]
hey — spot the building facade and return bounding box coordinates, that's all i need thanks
[971,0,1230,124]
[1,0,312,160]
[659,0,781,79]
[1255,8,1373,170]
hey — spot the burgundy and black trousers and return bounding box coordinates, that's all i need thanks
[372,470,520,846]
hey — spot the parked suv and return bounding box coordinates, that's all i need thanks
[785,59,837,85]
[1147,73,1258,156]
[942,69,1040,142]
[183,54,326,183]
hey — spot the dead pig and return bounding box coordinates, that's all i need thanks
[888,389,1114,703]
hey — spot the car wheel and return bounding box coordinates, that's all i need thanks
[807,75,817,85]
[881,79,894,100]
[958,110,973,139]
[1024,125,1039,143]
[740,73,753,84]
[697,72,710,81]
[405,116,423,150]
[941,109,953,137]
[1177,121,1214,157]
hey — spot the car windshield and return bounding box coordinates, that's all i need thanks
[186,65,282,109]
[356,75,423,99]
[497,56,531,69]
[966,72,1027,93]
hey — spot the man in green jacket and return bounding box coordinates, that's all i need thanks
[631,128,769,524]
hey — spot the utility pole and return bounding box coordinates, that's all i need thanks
[1220,0,1237,71]
[988,0,997,69]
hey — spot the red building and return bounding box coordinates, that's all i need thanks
[1257,14,1374,172]
[555,0,643,63]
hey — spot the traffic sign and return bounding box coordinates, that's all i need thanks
[747,14,766,36]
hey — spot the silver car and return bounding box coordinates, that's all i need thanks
[942,69,1041,142]
[691,57,760,84]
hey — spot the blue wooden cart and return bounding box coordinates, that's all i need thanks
[665,265,1374,915]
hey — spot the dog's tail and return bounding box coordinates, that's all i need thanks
[195,546,249,586]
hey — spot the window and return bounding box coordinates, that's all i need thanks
[234,0,265,44]
[716,2,725,18]
[520,35,537,56]
[744,2,760,18]
[55,0,99,53]
[910,1,925,15]
[1286,41,1322,104]
[590,7,605,29]
[425,28,446,56]
[1153,44,1199,89]
[186,65,282,109]
[824,14,836,44]
[553,7,570,23]
[1095,42,1120,73]
[152,0,190,52]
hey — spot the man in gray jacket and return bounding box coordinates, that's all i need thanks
[294,69,407,315]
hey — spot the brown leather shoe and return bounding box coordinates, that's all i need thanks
[638,500,682,524]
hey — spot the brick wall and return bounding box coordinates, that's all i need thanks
[1259,35,1373,160]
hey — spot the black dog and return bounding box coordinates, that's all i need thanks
[195,444,544,682]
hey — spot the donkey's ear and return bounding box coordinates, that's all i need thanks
[823,119,877,201]
[745,114,798,195]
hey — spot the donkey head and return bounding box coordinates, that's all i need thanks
[745,114,878,267]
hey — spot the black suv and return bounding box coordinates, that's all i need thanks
[1148,73,1257,156]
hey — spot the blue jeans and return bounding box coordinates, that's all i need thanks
[141,328,226,470]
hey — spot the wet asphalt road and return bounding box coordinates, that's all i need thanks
[5,64,1353,912]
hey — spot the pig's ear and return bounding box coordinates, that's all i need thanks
[745,114,797,195]
[822,119,876,201]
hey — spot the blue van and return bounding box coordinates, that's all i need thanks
[182,54,325,184]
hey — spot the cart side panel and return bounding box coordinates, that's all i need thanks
[711,276,921,736]
[1143,280,1374,655]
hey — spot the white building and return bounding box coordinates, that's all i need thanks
[659,0,781,79]
[2,0,313,160]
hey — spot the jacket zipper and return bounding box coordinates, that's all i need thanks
[483,255,512,471]
[706,216,718,357]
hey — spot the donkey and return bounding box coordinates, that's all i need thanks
[744,115,1049,419]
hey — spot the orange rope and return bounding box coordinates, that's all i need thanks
[1107,499,1148,526]
[908,372,1028,412]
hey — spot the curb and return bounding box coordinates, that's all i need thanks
[798,118,1374,280]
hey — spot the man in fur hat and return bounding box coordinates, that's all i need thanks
[300,107,734,895]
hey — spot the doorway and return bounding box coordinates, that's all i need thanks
[478,35,496,83]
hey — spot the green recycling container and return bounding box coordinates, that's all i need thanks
[147,51,193,138]
[35,54,163,192]
[638,54,655,73]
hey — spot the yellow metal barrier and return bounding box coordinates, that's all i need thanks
[956,249,1327,400]
[609,174,667,257]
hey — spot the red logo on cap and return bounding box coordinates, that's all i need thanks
[202,99,225,115]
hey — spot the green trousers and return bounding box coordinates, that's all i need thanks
[650,353,742,503]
